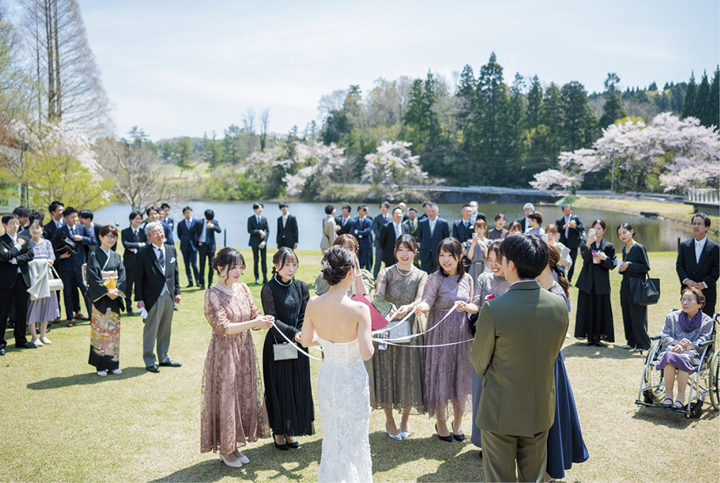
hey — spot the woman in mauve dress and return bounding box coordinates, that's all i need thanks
[26,218,59,346]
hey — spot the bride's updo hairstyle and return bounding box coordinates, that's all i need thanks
[321,245,355,286]
[212,247,246,278]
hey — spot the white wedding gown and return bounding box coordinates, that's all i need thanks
[316,336,373,483]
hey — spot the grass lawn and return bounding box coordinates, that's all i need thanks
[1,248,718,482]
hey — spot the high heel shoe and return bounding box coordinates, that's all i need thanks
[386,423,402,441]
[287,440,299,449]
[435,423,452,443]
[219,454,242,468]
[451,422,465,442]
[274,441,289,450]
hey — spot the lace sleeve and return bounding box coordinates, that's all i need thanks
[414,271,428,305]
[465,273,474,303]
[204,290,230,335]
[375,268,389,299]
[241,283,261,319]
[472,273,487,305]
[421,272,441,307]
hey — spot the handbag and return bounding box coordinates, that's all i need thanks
[272,329,298,361]
[381,269,413,343]
[48,266,63,291]
[630,275,660,306]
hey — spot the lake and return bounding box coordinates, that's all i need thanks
[94,201,716,253]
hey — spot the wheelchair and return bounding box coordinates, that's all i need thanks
[635,310,720,419]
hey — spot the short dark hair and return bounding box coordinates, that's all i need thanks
[28,210,44,225]
[2,213,18,225]
[591,219,606,230]
[500,234,548,280]
[325,204,334,215]
[63,207,78,218]
[528,211,543,225]
[486,240,503,261]
[279,202,289,209]
[49,201,64,213]
[422,201,430,207]
[79,209,93,220]
[392,207,403,216]
[204,209,214,220]
[212,247,246,276]
[160,203,171,210]
[146,206,159,217]
[182,206,192,214]
[692,212,711,228]
[12,205,30,218]
[494,213,505,222]
[408,207,418,213]
[321,245,355,286]
[426,202,438,210]
[357,204,368,212]
[272,247,299,277]
[98,225,118,238]
[341,204,351,213]
[129,211,142,221]
[507,221,523,233]
[462,204,471,210]
[380,201,391,209]
[437,237,465,277]
[253,202,264,210]
[561,204,572,211]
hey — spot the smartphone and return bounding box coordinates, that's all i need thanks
[542,233,549,243]
[377,331,388,351]
[588,228,596,238]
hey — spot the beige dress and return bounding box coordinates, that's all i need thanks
[201,283,270,454]
[367,265,428,412]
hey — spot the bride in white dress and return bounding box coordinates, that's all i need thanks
[300,245,375,483]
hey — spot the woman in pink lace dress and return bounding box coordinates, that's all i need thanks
[201,248,275,468]
[415,238,478,443]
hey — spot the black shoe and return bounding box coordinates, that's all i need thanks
[199,284,205,290]
[174,306,179,311]
[478,449,482,458]
[146,365,160,373]
[159,361,182,367]
[127,311,136,317]
[255,279,260,285]
[451,422,465,441]
[16,342,37,349]
[45,325,51,333]
[287,440,299,449]
[186,283,194,288]
[262,278,268,284]
[0,347,5,356]
[52,317,61,324]
[594,341,606,347]
[7,321,15,329]
[75,313,89,321]
[274,442,289,451]
[435,424,452,443]
[586,341,594,346]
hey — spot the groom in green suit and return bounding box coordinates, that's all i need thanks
[471,235,568,482]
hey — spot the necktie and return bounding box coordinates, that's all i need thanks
[466,221,470,230]
[283,216,287,228]
[157,247,165,269]
[186,220,191,229]
[257,216,261,226]
[70,226,75,236]
[133,229,137,237]
[696,241,702,264]
[384,215,387,223]
[565,217,570,238]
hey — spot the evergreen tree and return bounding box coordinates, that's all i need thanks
[456,64,476,131]
[422,71,443,150]
[681,71,696,119]
[506,73,526,168]
[648,81,658,91]
[670,84,685,113]
[694,70,711,126]
[561,81,593,151]
[402,78,428,152]
[476,52,511,185]
[598,73,626,127]
[223,124,242,165]
[525,75,543,130]
[541,82,563,154]
[708,67,719,129]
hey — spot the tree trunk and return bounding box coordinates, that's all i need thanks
[53,0,61,119]
[44,0,56,121]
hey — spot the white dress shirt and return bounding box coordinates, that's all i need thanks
[393,222,402,239]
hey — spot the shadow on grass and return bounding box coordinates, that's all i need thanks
[27,366,148,390]
[631,402,718,428]
[562,341,644,361]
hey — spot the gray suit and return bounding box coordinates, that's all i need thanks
[471,281,568,482]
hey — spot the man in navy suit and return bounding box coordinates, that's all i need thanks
[417,203,451,273]
[43,200,65,241]
[121,211,145,316]
[351,204,373,271]
[676,212,720,316]
[372,201,392,278]
[555,203,585,284]
[197,209,222,289]
[276,202,299,249]
[379,207,410,267]
[453,204,475,244]
[53,207,96,325]
[160,203,175,246]
[248,202,270,284]
[335,204,353,236]
[176,206,201,287]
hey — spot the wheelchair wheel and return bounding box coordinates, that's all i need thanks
[710,349,720,411]
[643,341,664,402]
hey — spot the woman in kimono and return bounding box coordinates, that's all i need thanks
[86,225,126,377]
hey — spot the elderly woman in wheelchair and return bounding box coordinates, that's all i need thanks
[654,287,714,409]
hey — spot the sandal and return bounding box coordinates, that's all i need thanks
[67,320,76,327]
[662,397,673,408]
[673,397,684,409]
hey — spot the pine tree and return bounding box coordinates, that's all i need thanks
[561,81,593,151]
[708,67,719,129]
[476,52,511,184]
[541,82,563,154]
[694,70,711,126]
[525,75,543,130]
[598,73,626,128]
[456,64,476,131]
[681,71,696,119]
[506,73,526,169]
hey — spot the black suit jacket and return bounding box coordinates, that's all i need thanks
[676,237,720,293]
[134,243,180,311]
[43,219,63,241]
[139,221,172,245]
[53,224,96,273]
[335,215,352,235]
[453,219,475,244]
[177,218,201,253]
[379,222,410,266]
[372,213,391,248]
[121,226,144,270]
[417,217,451,265]
[575,239,616,296]
[555,215,585,249]
[197,219,222,252]
[248,215,270,248]
[277,214,299,248]
[0,234,34,289]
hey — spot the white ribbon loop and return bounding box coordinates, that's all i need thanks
[271,321,323,361]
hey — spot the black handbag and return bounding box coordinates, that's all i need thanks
[630,275,660,306]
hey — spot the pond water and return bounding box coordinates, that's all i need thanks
[94,201,717,253]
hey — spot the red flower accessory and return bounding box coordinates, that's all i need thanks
[484,293,496,301]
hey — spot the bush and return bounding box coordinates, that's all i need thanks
[200,168,262,200]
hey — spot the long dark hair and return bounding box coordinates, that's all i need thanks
[212,247,246,280]
[547,245,569,298]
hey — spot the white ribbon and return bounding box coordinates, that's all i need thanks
[382,338,473,348]
[372,302,459,344]
[271,321,323,361]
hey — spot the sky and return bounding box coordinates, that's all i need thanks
[12,0,720,140]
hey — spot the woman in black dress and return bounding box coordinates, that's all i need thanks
[617,223,651,351]
[574,219,616,346]
[261,247,313,450]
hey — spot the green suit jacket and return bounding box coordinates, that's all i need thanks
[470,280,569,438]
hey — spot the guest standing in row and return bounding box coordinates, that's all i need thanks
[248,203,270,284]
[370,235,428,440]
[261,248,314,450]
[320,204,337,253]
[177,206,201,288]
[379,207,409,269]
[575,219,616,346]
[417,203,450,274]
[197,209,221,289]
[276,202,299,250]
[464,219,489,293]
[617,223,651,352]
[452,205,474,245]
[416,238,477,442]
[372,201,392,278]
[26,217,58,346]
[139,206,171,244]
[516,202,534,232]
[86,225,126,377]
[488,214,507,240]
[334,204,352,236]
[42,200,64,241]
[121,211,145,316]
[556,204,584,284]
[201,248,274,468]
[160,203,175,246]
[676,212,719,316]
[351,205,373,271]
[404,208,420,239]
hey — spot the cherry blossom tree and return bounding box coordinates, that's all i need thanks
[360,141,428,200]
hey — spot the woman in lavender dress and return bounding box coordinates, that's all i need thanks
[526,211,544,236]
[655,287,714,409]
[463,219,490,294]
[469,241,510,452]
[415,238,478,443]
[26,218,59,346]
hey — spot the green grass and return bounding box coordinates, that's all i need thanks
[1,248,718,482]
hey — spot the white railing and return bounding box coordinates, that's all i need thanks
[687,188,720,207]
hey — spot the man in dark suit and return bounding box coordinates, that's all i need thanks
[176,206,201,287]
[418,201,430,221]
[677,212,719,316]
[160,203,175,246]
[121,211,145,316]
[452,204,475,244]
[13,206,30,239]
[379,207,410,267]
[404,207,420,240]
[53,207,95,325]
[248,203,269,284]
[135,221,181,372]
[335,204,353,236]
[555,203,585,284]
[276,202,299,249]
[398,202,409,222]
[471,235,568,482]
[372,201,392,278]
[139,206,172,244]
[351,204,373,270]
[417,203,451,273]
[79,209,116,259]
[468,201,486,226]
[516,202,535,233]
[0,213,35,353]
[197,209,222,289]
[43,200,65,241]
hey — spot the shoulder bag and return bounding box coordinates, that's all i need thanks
[631,274,660,306]
[48,265,63,292]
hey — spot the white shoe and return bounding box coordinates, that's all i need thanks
[97,370,108,377]
[110,369,122,375]
[386,424,403,441]
[236,453,250,464]
[400,431,411,439]
[220,454,242,468]
[31,339,43,347]
[40,337,52,345]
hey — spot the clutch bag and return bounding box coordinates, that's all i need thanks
[387,318,411,343]
[273,342,298,361]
